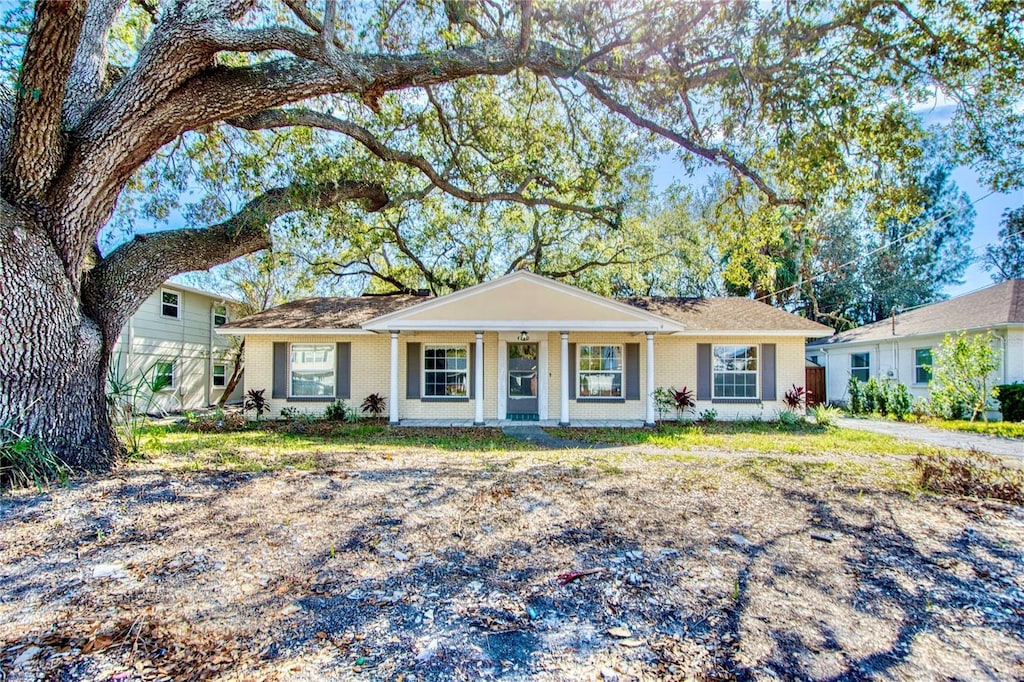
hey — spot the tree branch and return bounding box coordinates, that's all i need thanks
[227,107,615,218]
[1,0,87,204]
[63,0,128,130]
[82,179,387,337]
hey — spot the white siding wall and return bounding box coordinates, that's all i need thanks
[811,326,1024,409]
[112,287,242,413]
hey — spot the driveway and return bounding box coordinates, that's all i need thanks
[836,418,1023,459]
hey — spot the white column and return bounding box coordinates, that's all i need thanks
[474,332,485,425]
[559,332,570,426]
[389,331,400,425]
[646,332,656,426]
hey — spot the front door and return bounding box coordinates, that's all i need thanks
[507,343,539,420]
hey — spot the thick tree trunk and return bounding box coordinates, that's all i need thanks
[0,201,120,470]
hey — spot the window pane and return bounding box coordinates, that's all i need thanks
[214,306,227,326]
[291,344,334,396]
[213,365,226,387]
[915,348,932,384]
[154,361,174,389]
[712,345,758,398]
[424,345,468,397]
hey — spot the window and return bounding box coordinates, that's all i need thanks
[424,345,468,397]
[851,353,870,382]
[713,345,758,399]
[213,364,227,388]
[914,348,932,384]
[290,344,334,397]
[161,290,180,319]
[578,345,623,398]
[213,305,227,326]
[153,361,175,390]
[808,354,819,365]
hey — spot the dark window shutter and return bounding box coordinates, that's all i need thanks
[568,343,577,399]
[696,344,711,400]
[406,342,421,399]
[625,343,640,400]
[273,342,288,398]
[468,343,476,398]
[336,342,351,399]
[761,343,776,401]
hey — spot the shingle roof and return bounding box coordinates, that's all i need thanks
[220,295,427,330]
[222,291,833,334]
[620,297,834,334]
[809,279,1024,347]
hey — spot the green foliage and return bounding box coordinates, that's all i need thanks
[913,451,1024,505]
[983,207,1024,282]
[1,422,70,491]
[325,399,357,422]
[847,377,864,415]
[911,397,931,423]
[243,389,270,422]
[697,409,718,424]
[107,356,176,456]
[360,393,388,418]
[890,383,912,421]
[279,406,300,421]
[863,378,882,414]
[776,409,805,427]
[995,383,1024,422]
[811,405,844,428]
[929,331,999,422]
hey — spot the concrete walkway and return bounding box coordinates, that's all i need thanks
[500,425,610,449]
[836,418,1023,459]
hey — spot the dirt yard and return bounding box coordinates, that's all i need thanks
[1,440,1022,681]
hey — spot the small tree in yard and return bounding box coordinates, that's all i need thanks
[930,331,1000,422]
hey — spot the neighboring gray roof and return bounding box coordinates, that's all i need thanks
[621,297,834,334]
[809,279,1024,347]
[220,295,426,330]
[222,291,833,335]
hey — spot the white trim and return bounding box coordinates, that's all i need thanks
[538,339,549,420]
[362,271,684,331]
[498,340,508,420]
[711,344,759,400]
[213,304,228,327]
[672,329,827,338]
[577,343,624,399]
[808,322,1023,349]
[389,332,400,424]
[422,343,470,399]
[368,319,673,332]
[288,342,336,399]
[645,333,655,425]
[163,281,242,303]
[212,364,227,388]
[160,288,181,320]
[559,333,570,425]
[215,327,375,336]
[474,333,484,424]
[850,351,871,382]
[913,347,932,386]
[154,359,176,390]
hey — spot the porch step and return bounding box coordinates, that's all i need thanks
[507,412,540,422]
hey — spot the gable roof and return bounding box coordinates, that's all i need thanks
[220,271,833,336]
[809,279,1024,347]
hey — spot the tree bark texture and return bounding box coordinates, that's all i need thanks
[0,200,119,470]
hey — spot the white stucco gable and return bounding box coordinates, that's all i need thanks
[361,271,683,332]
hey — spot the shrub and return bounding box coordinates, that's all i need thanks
[776,409,804,426]
[361,393,388,418]
[995,383,1024,422]
[325,399,356,422]
[913,451,1024,505]
[864,378,887,414]
[910,397,930,422]
[847,377,864,415]
[279,406,300,421]
[653,386,696,421]
[243,389,270,422]
[811,405,843,428]
[929,330,999,422]
[697,408,718,424]
[1,423,70,491]
[783,384,806,412]
[890,383,912,421]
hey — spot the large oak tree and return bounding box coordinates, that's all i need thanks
[1,0,1021,469]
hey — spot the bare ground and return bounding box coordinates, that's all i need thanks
[1,444,1023,681]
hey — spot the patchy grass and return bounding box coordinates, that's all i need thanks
[928,419,1024,440]
[547,421,955,456]
[136,424,528,471]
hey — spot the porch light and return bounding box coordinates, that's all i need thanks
[518,331,530,341]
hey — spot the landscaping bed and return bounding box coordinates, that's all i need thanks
[1,437,1022,680]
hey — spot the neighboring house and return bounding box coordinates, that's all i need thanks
[218,271,831,425]
[111,282,245,414]
[806,279,1024,406]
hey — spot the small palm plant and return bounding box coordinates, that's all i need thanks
[244,389,269,422]
[361,392,387,419]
